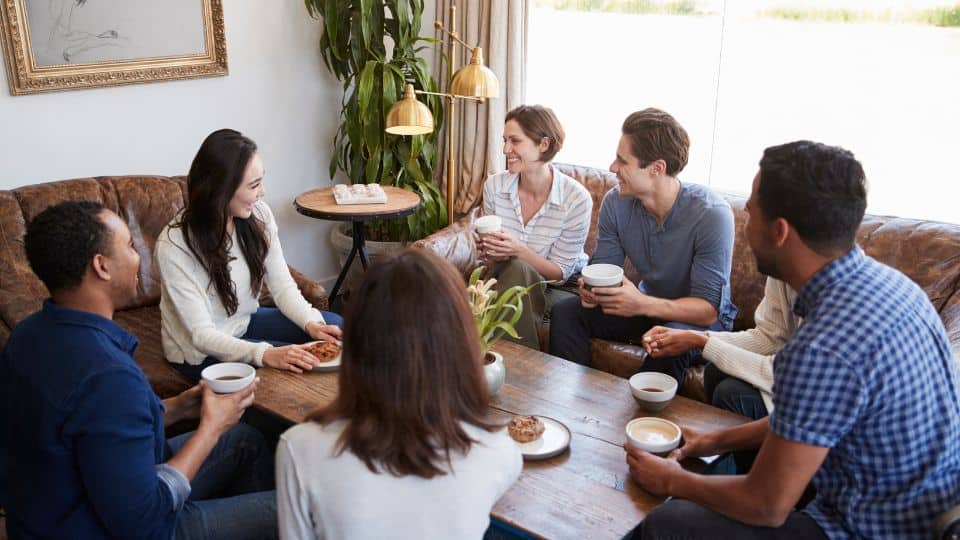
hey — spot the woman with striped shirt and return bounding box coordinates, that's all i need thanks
[478,105,592,350]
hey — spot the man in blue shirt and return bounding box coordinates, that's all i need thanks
[623,141,960,539]
[550,108,737,382]
[0,202,277,539]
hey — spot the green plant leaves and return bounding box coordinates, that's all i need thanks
[311,0,447,241]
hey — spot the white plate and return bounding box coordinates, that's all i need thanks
[516,416,571,460]
[305,341,342,372]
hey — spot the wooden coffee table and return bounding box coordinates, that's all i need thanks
[253,341,749,539]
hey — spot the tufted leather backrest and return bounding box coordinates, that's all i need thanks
[0,176,187,332]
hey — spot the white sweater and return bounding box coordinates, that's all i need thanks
[702,277,800,412]
[276,420,522,540]
[156,201,325,367]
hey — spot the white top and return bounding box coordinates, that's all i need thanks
[156,201,325,367]
[276,420,523,540]
[482,165,593,281]
[702,277,801,412]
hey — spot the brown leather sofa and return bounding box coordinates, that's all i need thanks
[416,163,960,400]
[0,175,329,399]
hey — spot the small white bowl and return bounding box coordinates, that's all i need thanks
[629,372,678,412]
[625,417,682,455]
[475,215,502,234]
[581,263,624,288]
[201,362,255,394]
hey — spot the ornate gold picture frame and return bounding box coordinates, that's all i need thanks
[0,0,227,95]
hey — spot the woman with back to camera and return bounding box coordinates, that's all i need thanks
[276,248,522,540]
[478,105,593,351]
[157,129,343,381]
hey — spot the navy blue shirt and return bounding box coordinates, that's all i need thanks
[772,247,960,539]
[592,182,738,329]
[0,301,184,539]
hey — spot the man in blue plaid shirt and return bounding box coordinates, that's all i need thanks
[623,140,960,539]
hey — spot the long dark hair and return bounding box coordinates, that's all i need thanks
[176,129,268,315]
[309,248,497,478]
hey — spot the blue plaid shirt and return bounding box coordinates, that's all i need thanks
[771,247,960,539]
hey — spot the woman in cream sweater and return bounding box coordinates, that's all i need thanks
[157,129,342,381]
[276,249,521,540]
[641,277,800,419]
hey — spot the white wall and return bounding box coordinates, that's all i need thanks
[0,1,343,285]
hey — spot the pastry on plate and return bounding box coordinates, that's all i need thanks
[305,341,341,363]
[508,415,545,443]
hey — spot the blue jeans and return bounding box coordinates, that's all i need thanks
[168,424,277,540]
[704,363,768,420]
[622,498,826,540]
[548,296,724,384]
[174,307,344,382]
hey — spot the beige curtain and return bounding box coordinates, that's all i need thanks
[433,0,529,215]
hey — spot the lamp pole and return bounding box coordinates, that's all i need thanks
[445,5,458,225]
[387,4,498,227]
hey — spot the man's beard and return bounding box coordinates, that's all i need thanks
[754,252,782,281]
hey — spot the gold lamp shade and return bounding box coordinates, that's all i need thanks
[451,47,499,99]
[385,83,435,135]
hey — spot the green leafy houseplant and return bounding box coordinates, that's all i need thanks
[305,0,447,241]
[467,267,540,357]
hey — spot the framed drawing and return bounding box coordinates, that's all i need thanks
[0,0,227,95]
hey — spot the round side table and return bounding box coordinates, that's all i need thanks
[294,186,422,305]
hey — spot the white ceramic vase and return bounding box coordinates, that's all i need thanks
[484,351,506,396]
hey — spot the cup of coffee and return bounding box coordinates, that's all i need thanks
[625,417,682,456]
[628,372,678,412]
[475,215,503,235]
[201,362,256,394]
[580,263,624,290]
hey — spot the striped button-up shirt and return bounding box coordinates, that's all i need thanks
[771,246,960,539]
[482,166,592,281]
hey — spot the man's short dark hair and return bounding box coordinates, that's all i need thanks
[25,201,110,293]
[621,108,690,176]
[758,141,867,255]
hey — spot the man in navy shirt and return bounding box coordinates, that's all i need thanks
[550,108,737,382]
[0,201,277,539]
[623,141,960,539]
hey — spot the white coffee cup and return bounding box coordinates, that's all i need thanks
[201,362,255,394]
[581,263,624,288]
[475,215,502,235]
[625,417,682,456]
[628,372,678,412]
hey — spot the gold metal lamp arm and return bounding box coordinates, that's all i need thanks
[383,4,500,226]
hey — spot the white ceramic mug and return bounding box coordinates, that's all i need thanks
[475,215,503,235]
[581,263,624,289]
[625,417,682,456]
[201,362,255,394]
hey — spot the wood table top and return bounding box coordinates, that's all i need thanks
[293,186,421,221]
[253,340,750,539]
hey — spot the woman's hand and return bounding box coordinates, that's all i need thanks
[305,321,342,344]
[480,230,526,260]
[642,326,709,358]
[476,231,511,265]
[197,378,258,438]
[262,344,321,373]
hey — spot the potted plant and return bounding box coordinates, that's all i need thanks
[467,267,540,396]
[305,0,447,242]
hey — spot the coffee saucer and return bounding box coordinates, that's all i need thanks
[304,341,342,372]
[517,416,571,461]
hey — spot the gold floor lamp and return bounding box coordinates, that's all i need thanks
[385,5,499,226]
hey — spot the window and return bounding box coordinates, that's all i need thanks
[528,1,960,224]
